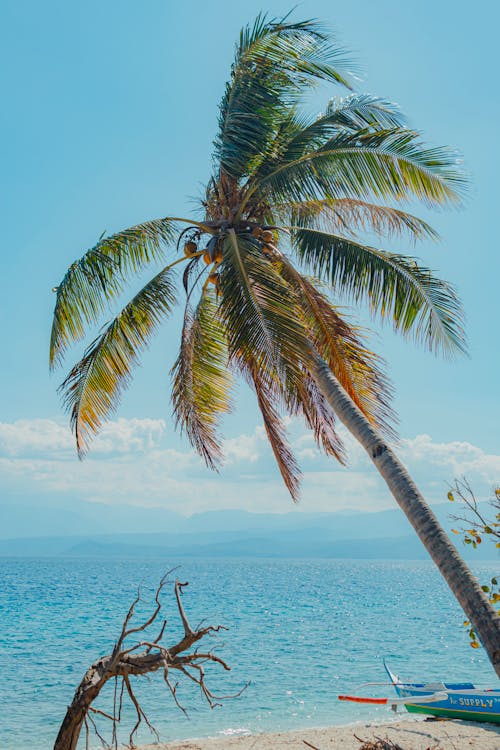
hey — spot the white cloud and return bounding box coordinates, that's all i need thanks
[0,417,166,459]
[0,419,72,457]
[0,417,498,515]
[224,427,267,463]
[398,434,500,483]
[92,417,166,455]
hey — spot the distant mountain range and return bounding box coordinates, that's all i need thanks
[0,501,497,560]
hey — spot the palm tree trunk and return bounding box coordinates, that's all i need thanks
[312,355,500,678]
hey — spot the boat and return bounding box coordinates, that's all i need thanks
[337,661,500,724]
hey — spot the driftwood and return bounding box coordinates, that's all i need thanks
[354,736,438,750]
[54,571,245,750]
[304,737,438,750]
[304,739,406,750]
[354,738,405,750]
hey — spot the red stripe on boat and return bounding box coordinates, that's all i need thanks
[338,695,388,704]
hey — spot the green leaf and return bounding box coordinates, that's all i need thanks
[277,258,395,439]
[294,373,346,462]
[171,288,233,469]
[253,128,465,208]
[215,14,353,180]
[237,351,302,500]
[253,95,407,184]
[275,198,439,243]
[50,218,178,368]
[218,230,311,385]
[59,263,178,456]
[291,228,466,357]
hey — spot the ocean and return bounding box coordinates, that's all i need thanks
[0,557,496,749]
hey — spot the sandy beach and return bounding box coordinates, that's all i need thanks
[141,719,500,750]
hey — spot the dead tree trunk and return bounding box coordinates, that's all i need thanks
[54,656,115,750]
[54,574,244,750]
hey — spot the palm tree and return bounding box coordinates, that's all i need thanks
[50,15,500,675]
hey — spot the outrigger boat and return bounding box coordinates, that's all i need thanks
[338,661,500,724]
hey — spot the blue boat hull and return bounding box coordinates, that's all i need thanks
[384,662,500,724]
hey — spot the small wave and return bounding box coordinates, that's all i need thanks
[219,727,252,737]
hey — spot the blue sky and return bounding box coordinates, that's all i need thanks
[1,0,499,521]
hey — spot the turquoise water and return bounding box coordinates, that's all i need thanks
[0,557,496,748]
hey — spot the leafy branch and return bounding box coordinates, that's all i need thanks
[448,478,500,647]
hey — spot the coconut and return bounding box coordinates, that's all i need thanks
[251,226,263,239]
[184,240,197,257]
[203,250,212,265]
[261,229,274,243]
[213,246,223,263]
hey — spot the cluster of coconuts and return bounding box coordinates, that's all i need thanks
[251,226,276,255]
[183,227,276,288]
[204,242,223,286]
[183,239,222,262]
[183,240,198,257]
[251,227,274,242]
[183,238,222,286]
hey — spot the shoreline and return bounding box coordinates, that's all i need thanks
[139,718,500,749]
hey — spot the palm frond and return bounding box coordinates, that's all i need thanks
[252,95,407,183]
[323,94,406,130]
[292,227,467,356]
[218,229,312,383]
[236,351,302,501]
[171,288,233,470]
[277,257,396,436]
[50,218,178,368]
[252,128,465,208]
[215,13,353,180]
[221,233,349,485]
[276,198,438,242]
[59,264,177,456]
[296,374,347,461]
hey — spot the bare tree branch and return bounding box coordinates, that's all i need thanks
[123,673,159,746]
[163,668,188,715]
[88,706,117,722]
[84,716,90,750]
[86,711,108,747]
[54,572,245,750]
[120,571,173,644]
[146,619,167,652]
[174,580,194,636]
